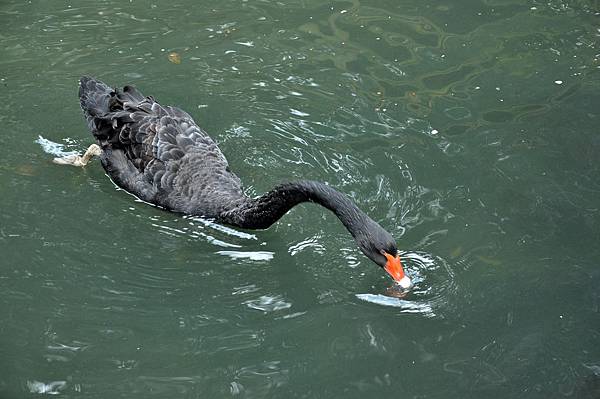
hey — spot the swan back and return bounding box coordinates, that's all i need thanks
[79,77,246,216]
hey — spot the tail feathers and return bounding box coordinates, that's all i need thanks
[79,76,148,141]
[79,76,147,117]
[79,76,113,118]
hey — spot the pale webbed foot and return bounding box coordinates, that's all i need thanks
[53,144,102,167]
[53,153,83,166]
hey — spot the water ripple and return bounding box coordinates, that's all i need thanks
[357,251,456,318]
[244,295,292,313]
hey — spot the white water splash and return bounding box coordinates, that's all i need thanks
[216,250,274,261]
[27,380,67,395]
[35,135,78,157]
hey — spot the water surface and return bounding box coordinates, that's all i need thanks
[1,0,600,398]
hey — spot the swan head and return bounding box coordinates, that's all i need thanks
[355,226,412,289]
[381,251,412,290]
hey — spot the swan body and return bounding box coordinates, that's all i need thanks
[66,77,410,286]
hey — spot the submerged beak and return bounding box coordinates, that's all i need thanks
[383,252,412,290]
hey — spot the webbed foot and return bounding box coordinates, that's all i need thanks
[53,144,102,167]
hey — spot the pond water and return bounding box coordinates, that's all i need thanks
[1,0,599,398]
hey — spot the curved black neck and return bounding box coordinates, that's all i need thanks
[219,181,374,234]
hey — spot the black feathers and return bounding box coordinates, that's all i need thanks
[79,77,241,216]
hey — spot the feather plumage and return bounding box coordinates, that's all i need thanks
[79,76,244,217]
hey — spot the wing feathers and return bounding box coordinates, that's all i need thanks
[79,77,242,216]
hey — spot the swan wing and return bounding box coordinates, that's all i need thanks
[80,78,244,215]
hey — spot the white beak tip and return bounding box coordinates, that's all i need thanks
[397,276,413,290]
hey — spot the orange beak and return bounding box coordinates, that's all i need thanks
[383,252,406,282]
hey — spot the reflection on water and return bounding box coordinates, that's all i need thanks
[244,295,292,312]
[184,216,257,241]
[356,294,435,316]
[216,250,274,261]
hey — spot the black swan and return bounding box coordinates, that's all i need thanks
[54,77,412,289]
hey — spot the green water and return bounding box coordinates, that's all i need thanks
[1,0,600,397]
